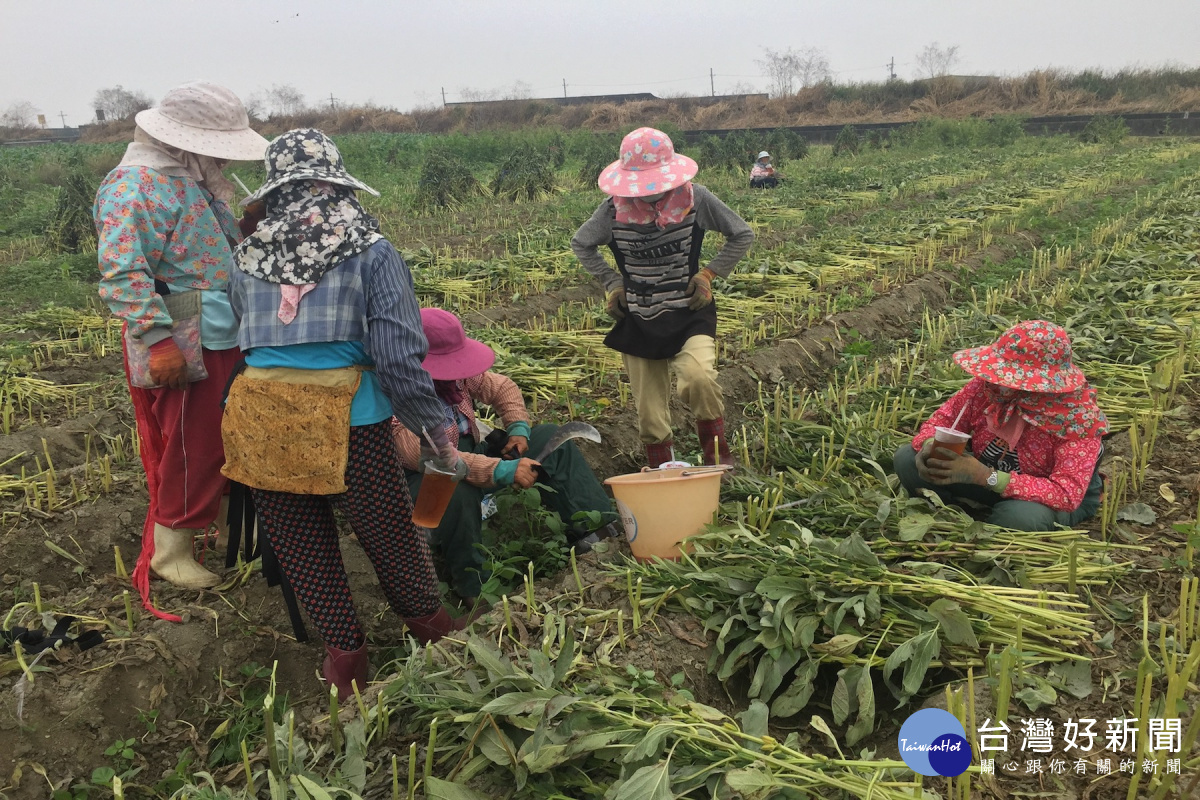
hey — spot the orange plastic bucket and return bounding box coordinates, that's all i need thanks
[604,466,725,562]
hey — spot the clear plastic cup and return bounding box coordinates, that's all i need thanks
[412,464,458,528]
[933,426,971,455]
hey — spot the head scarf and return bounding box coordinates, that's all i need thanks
[235,181,383,286]
[982,382,1108,447]
[434,379,465,406]
[118,127,236,204]
[613,182,695,229]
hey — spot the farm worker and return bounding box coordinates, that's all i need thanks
[223,129,477,696]
[894,321,1108,531]
[571,127,754,468]
[750,151,779,189]
[393,308,619,601]
[94,82,269,609]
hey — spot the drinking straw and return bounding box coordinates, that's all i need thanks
[950,403,968,432]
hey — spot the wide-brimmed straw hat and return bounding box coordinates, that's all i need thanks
[240,128,379,206]
[952,320,1088,393]
[135,81,267,162]
[597,127,698,198]
[420,308,496,381]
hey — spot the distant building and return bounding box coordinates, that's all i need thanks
[446,92,768,108]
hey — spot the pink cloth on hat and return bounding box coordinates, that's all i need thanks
[597,127,698,198]
[277,284,316,324]
[613,183,694,229]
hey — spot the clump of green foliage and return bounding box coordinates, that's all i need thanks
[50,154,99,253]
[491,146,557,201]
[1079,115,1129,146]
[833,124,861,157]
[415,148,482,209]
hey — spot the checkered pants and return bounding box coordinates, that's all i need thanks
[251,421,442,650]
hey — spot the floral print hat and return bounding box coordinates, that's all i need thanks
[598,127,698,198]
[240,128,378,207]
[952,320,1088,393]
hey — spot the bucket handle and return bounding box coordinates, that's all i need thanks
[680,465,734,477]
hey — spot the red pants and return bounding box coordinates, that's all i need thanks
[127,346,241,530]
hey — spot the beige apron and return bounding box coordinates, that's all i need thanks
[221,366,366,495]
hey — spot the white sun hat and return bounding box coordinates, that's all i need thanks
[757,151,771,160]
[135,81,269,162]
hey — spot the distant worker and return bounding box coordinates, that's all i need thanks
[571,127,754,468]
[94,82,268,607]
[750,151,779,189]
[393,308,618,602]
[894,321,1108,531]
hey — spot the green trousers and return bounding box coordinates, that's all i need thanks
[893,444,1102,531]
[407,424,615,597]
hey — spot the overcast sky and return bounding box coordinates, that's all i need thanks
[3,0,1198,126]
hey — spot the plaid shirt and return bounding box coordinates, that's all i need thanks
[393,372,531,488]
[228,240,445,436]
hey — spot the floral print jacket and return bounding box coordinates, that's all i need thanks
[94,166,240,339]
[912,379,1103,512]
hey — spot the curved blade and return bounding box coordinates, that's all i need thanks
[533,422,602,462]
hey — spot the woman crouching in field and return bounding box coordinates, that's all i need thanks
[894,320,1107,531]
[222,129,478,696]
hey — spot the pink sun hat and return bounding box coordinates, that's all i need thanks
[597,127,699,197]
[420,308,496,381]
[952,320,1088,393]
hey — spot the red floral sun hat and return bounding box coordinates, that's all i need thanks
[597,127,698,198]
[952,320,1088,393]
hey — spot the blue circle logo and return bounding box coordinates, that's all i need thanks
[898,709,972,777]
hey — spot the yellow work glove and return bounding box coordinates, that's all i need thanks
[686,268,717,311]
[606,288,628,320]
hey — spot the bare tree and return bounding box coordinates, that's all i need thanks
[93,86,153,120]
[458,80,534,102]
[725,81,761,96]
[1,100,38,128]
[915,42,961,79]
[755,47,832,97]
[262,84,307,116]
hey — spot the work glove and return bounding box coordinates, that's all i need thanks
[685,268,717,311]
[418,426,469,482]
[606,288,628,320]
[924,446,987,487]
[148,338,189,390]
[238,201,266,238]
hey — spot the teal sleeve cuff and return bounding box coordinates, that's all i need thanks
[492,459,519,487]
[507,421,532,440]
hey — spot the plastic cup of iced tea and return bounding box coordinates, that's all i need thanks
[412,464,458,528]
[933,426,971,456]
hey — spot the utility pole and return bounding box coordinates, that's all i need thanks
[441,87,447,107]
[58,111,68,128]
[710,67,715,97]
[563,78,567,98]
[329,93,336,111]
[888,57,896,81]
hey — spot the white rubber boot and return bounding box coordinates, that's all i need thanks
[150,524,220,589]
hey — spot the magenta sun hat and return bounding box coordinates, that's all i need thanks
[597,127,699,198]
[420,308,496,381]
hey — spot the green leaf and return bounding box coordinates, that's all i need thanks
[831,667,857,725]
[928,599,979,648]
[425,777,494,800]
[290,776,340,800]
[1117,502,1156,525]
[523,743,571,772]
[610,761,676,800]
[812,633,865,657]
[466,636,516,681]
[898,512,936,541]
[623,724,673,763]
[809,716,843,757]
[846,664,876,746]
[739,700,770,747]
[834,533,880,566]
[342,717,368,791]
[884,630,940,698]
[1051,659,1093,699]
[553,626,576,685]
[717,637,761,681]
[529,650,554,689]
[724,766,780,800]
[1015,680,1058,712]
[478,725,516,765]
[479,692,553,717]
[770,660,818,718]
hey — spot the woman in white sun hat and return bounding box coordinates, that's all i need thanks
[571,127,754,469]
[93,81,268,612]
